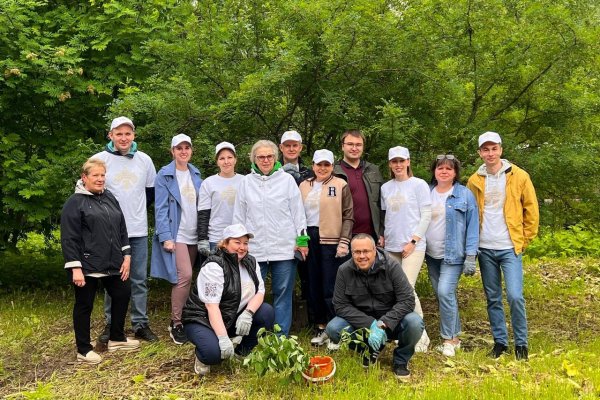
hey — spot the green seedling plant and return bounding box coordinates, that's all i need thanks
[243,324,309,383]
[337,327,372,359]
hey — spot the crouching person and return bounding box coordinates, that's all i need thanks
[326,234,423,380]
[182,224,274,375]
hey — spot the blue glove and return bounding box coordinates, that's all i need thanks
[368,320,388,350]
[462,255,477,276]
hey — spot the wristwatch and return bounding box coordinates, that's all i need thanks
[410,239,417,245]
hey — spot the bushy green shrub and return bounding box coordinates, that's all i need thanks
[526,224,600,259]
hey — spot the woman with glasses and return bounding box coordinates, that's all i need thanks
[425,155,479,357]
[197,142,244,254]
[299,149,353,346]
[232,140,308,336]
[379,146,432,352]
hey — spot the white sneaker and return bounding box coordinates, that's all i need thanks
[108,338,140,352]
[194,356,210,376]
[435,341,460,357]
[310,329,329,346]
[77,350,102,364]
[414,330,430,353]
[327,341,341,351]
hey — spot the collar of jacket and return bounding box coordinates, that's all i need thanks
[306,174,334,186]
[251,161,282,176]
[215,247,251,267]
[105,141,138,158]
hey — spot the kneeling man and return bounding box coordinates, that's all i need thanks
[326,234,423,379]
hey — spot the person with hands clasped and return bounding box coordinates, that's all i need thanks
[326,234,423,380]
[61,158,140,365]
[299,149,354,346]
[380,146,432,352]
[150,134,202,345]
[424,155,479,357]
[182,224,274,376]
[232,140,308,336]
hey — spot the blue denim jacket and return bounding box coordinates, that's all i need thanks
[432,183,479,264]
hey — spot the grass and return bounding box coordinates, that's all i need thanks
[1,257,599,399]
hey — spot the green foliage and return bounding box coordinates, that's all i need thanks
[0,251,65,290]
[243,324,309,383]
[527,224,600,259]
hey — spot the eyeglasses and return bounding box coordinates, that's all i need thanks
[256,154,275,162]
[436,154,455,160]
[343,142,364,148]
[352,249,373,256]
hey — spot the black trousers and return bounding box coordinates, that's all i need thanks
[73,275,130,355]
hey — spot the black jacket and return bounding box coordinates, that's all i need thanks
[60,181,130,276]
[332,249,415,331]
[182,249,260,329]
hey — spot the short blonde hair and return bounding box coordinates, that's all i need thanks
[81,158,106,176]
[249,140,278,163]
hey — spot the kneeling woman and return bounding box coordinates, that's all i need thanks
[182,224,274,375]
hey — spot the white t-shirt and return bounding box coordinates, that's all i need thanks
[381,177,431,252]
[480,172,513,250]
[426,187,453,259]
[93,150,156,237]
[175,169,198,244]
[304,181,322,227]
[198,174,244,242]
[197,258,266,313]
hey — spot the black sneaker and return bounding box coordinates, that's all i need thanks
[135,325,159,342]
[362,348,381,368]
[169,322,187,345]
[515,345,528,361]
[489,342,508,358]
[393,364,411,380]
[98,324,111,344]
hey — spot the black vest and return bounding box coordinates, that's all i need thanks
[182,248,260,329]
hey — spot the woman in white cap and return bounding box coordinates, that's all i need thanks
[379,146,432,352]
[299,149,353,346]
[232,140,308,336]
[182,224,273,376]
[150,134,202,345]
[197,142,244,254]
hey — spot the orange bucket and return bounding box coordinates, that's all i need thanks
[302,355,336,384]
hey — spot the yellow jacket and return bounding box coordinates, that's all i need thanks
[467,162,539,254]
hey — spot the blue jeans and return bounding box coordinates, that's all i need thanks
[184,303,274,365]
[259,259,297,336]
[479,248,527,346]
[425,255,462,339]
[326,312,424,366]
[105,236,149,330]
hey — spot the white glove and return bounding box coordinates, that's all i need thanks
[197,240,210,256]
[235,309,254,336]
[217,335,234,359]
[335,243,349,258]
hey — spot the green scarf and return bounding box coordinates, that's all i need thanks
[251,161,282,176]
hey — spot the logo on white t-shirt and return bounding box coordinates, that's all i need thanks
[113,169,139,191]
[387,191,407,212]
[220,186,237,207]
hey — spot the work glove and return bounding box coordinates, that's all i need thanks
[368,320,388,350]
[197,240,211,257]
[462,255,477,276]
[235,309,254,336]
[335,243,349,258]
[218,335,235,360]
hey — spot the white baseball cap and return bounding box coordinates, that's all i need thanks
[388,146,410,160]
[171,133,192,148]
[110,116,135,131]
[222,224,254,240]
[313,149,334,164]
[215,141,236,155]
[280,130,302,144]
[478,131,502,147]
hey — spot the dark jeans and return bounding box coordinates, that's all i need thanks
[74,275,131,355]
[306,227,348,325]
[326,312,424,366]
[184,303,274,365]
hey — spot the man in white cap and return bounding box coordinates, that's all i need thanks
[467,131,539,360]
[93,116,159,343]
[279,130,314,185]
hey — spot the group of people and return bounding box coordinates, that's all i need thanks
[60,117,539,381]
